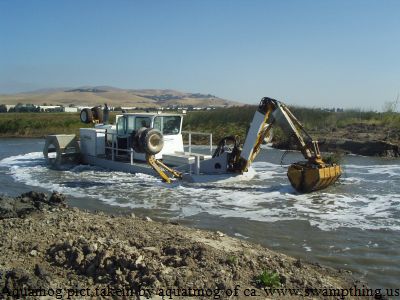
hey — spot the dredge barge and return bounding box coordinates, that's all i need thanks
[43,97,342,192]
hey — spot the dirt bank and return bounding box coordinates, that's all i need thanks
[312,124,400,157]
[271,123,400,157]
[273,138,400,158]
[0,192,378,299]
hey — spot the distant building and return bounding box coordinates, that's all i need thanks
[120,106,137,111]
[13,103,40,112]
[77,106,91,110]
[39,105,62,112]
[5,105,15,112]
[62,107,78,113]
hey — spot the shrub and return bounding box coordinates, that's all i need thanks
[255,270,280,287]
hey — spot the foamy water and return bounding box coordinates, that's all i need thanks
[1,151,400,232]
[1,140,400,289]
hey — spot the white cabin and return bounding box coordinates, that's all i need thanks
[94,112,184,161]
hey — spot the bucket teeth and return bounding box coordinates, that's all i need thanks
[287,163,342,193]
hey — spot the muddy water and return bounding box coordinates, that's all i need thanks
[0,138,399,289]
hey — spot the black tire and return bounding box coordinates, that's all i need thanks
[91,106,104,123]
[140,128,164,155]
[134,127,148,153]
[80,108,93,124]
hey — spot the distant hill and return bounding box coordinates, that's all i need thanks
[0,86,243,108]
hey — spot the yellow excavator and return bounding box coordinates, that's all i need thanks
[143,96,341,192]
[232,97,342,192]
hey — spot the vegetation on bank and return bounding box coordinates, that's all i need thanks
[0,113,92,137]
[183,105,400,144]
[0,113,118,137]
[0,106,399,144]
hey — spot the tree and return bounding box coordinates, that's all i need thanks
[383,94,399,113]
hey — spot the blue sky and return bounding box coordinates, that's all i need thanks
[0,0,399,110]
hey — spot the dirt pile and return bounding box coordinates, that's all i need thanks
[273,138,400,157]
[272,122,400,157]
[318,139,400,157]
[0,192,376,299]
[0,191,66,219]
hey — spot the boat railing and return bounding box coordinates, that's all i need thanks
[94,130,213,165]
[182,131,213,155]
[103,131,134,165]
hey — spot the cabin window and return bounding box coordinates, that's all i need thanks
[153,117,162,132]
[135,117,151,130]
[154,116,181,135]
[116,116,127,135]
[127,116,135,133]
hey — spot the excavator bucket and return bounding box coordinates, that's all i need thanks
[287,162,342,193]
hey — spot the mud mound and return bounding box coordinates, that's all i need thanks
[0,191,66,219]
[0,192,374,299]
[273,138,400,157]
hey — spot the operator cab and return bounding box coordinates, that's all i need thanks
[115,113,182,136]
[113,113,184,160]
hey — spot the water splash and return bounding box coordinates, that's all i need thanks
[1,152,400,231]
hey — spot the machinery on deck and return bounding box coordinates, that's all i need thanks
[129,126,183,183]
[43,98,341,192]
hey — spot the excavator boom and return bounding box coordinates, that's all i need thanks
[239,97,342,193]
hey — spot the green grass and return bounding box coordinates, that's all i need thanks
[0,113,89,137]
[184,106,400,143]
[182,106,255,143]
[323,152,343,165]
[0,112,119,137]
[255,270,280,287]
[1,107,399,143]
[226,255,238,265]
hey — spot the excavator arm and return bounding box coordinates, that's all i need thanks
[146,154,182,183]
[238,97,342,192]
